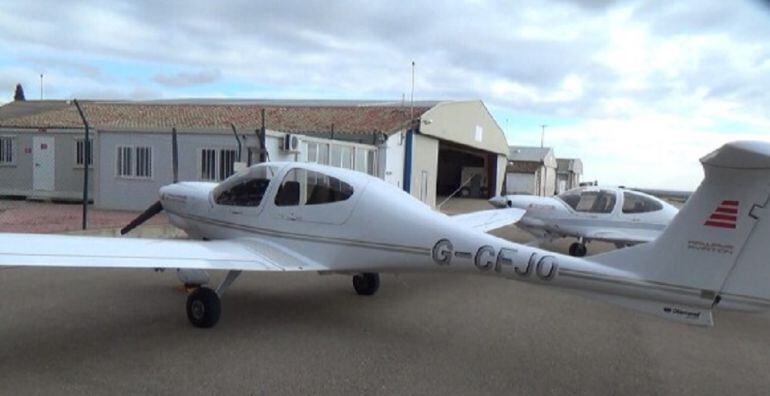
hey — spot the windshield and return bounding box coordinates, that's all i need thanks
[213,165,279,207]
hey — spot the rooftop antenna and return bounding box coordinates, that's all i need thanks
[540,124,547,148]
[410,61,415,122]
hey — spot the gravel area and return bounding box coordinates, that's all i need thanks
[0,199,168,233]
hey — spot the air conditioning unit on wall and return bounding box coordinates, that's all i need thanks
[283,134,300,152]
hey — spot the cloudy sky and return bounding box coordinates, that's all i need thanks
[1,0,769,190]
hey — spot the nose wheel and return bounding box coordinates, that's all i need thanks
[568,242,588,257]
[353,273,380,295]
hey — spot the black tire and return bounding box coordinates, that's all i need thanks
[186,287,221,328]
[353,273,380,296]
[569,242,587,257]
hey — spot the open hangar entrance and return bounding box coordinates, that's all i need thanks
[436,141,498,199]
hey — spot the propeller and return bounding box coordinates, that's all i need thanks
[120,127,180,235]
[120,201,164,235]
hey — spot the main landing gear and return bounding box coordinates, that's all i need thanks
[186,271,380,328]
[568,241,588,257]
[353,272,380,296]
[186,270,241,328]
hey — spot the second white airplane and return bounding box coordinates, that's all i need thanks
[489,186,678,256]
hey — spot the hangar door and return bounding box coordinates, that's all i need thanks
[436,141,497,199]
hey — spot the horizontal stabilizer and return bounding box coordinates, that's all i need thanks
[451,208,525,232]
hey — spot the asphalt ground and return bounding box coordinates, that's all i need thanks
[1,199,770,395]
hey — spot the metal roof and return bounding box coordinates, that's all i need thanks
[508,146,555,164]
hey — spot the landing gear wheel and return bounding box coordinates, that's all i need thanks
[353,273,380,296]
[569,242,587,257]
[186,287,221,328]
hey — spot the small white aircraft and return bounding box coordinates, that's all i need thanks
[489,186,678,256]
[1,140,770,329]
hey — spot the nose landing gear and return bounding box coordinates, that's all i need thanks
[568,242,588,257]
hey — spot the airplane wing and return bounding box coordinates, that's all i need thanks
[451,208,526,232]
[584,230,653,245]
[0,233,326,272]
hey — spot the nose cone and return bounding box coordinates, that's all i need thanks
[488,196,510,208]
[506,195,554,210]
[159,182,213,212]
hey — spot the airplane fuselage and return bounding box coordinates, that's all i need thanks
[156,163,717,324]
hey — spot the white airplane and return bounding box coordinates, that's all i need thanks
[489,186,678,256]
[1,140,770,329]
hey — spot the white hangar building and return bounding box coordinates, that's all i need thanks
[0,99,509,211]
[505,146,558,196]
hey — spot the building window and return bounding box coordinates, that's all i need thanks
[355,148,367,173]
[340,146,353,169]
[116,146,132,177]
[317,143,329,165]
[201,149,216,180]
[330,145,342,167]
[200,148,237,181]
[367,150,376,175]
[305,142,318,163]
[116,145,152,179]
[219,149,237,181]
[135,146,152,178]
[75,139,93,167]
[0,136,14,165]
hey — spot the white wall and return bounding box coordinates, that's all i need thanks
[410,133,439,206]
[96,130,378,211]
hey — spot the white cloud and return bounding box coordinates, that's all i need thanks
[0,0,769,189]
[542,115,770,190]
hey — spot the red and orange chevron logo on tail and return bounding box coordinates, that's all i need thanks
[704,200,739,229]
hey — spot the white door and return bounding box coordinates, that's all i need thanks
[384,133,404,188]
[33,136,55,191]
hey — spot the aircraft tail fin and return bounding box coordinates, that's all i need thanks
[593,141,770,315]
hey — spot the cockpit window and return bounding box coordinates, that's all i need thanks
[622,191,663,213]
[214,165,277,207]
[275,168,354,207]
[558,188,617,214]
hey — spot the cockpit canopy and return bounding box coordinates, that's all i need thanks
[557,187,663,214]
[558,188,617,214]
[212,163,356,209]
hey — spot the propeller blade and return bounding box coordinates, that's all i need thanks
[120,201,164,235]
[172,127,179,183]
